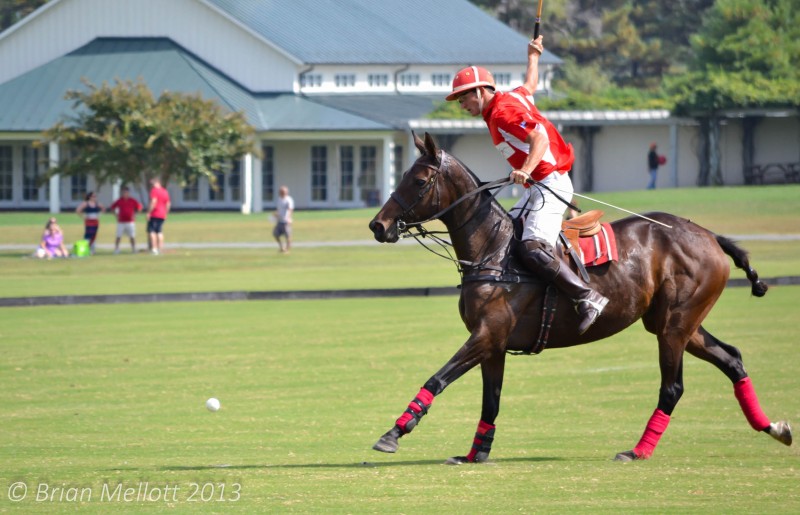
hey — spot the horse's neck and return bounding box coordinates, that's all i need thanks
[442,193,512,267]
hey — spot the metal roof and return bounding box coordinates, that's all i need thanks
[0,38,390,132]
[204,0,561,66]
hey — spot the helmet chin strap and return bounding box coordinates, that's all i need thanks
[476,87,484,113]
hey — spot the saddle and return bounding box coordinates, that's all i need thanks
[561,209,604,252]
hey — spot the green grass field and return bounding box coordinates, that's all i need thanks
[1,288,798,512]
[1,185,799,298]
[1,185,799,512]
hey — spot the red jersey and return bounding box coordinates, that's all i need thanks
[149,186,171,219]
[109,197,142,223]
[482,86,574,182]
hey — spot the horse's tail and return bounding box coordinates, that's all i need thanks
[716,235,768,297]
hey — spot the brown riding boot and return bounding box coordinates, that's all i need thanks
[518,239,609,335]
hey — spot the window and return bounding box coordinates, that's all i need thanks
[359,146,377,203]
[311,145,327,201]
[431,73,451,87]
[182,178,199,201]
[0,146,11,201]
[229,159,241,202]
[334,74,355,87]
[60,147,87,201]
[262,145,274,202]
[209,169,226,201]
[301,73,322,88]
[22,144,47,201]
[494,72,511,87]
[368,73,388,87]
[70,175,88,201]
[399,73,420,87]
[393,145,404,191]
[340,146,354,201]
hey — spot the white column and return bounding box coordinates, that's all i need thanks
[48,141,60,213]
[251,152,263,213]
[380,135,394,204]
[241,153,253,214]
[669,124,679,188]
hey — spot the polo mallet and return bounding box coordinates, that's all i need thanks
[533,0,544,39]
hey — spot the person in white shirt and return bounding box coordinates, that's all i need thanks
[273,186,294,253]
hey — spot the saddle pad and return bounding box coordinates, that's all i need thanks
[578,223,618,266]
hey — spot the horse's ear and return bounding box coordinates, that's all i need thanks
[423,132,439,160]
[413,131,426,155]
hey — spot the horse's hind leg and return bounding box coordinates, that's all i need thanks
[615,329,688,462]
[686,325,792,446]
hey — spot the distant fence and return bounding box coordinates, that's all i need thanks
[2,278,799,307]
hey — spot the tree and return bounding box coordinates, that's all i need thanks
[666,0,800,184]
[42,79,257,198]
[0,0,49,32]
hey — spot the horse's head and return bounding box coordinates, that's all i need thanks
[370,132,450,243]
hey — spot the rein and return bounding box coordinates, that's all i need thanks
[391,151,516,275]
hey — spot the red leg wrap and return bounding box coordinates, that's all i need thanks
[734,377,771,431]
[466,420,496,462]
[395,388,435,433]
[633,409,671,459]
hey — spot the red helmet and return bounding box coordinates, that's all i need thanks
[445,66,496,101]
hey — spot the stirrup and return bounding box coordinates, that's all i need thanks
[575,296,609,334]
[576,297,608,313]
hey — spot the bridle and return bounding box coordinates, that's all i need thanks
[389,153,445,232]
[388,150,514,274]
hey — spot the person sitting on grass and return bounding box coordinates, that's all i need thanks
[36,217,69,259]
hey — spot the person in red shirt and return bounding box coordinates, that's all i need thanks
[108,185,143,254]
[147,177,171,255]
[446,36,608,335]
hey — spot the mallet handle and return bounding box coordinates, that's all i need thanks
[533,0,543,39]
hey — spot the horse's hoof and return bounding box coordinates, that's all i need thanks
[444,456,471,465]
[613,450,639,462]
[372,427,401,453]
[372,436,398,453]
[769,421,792,446]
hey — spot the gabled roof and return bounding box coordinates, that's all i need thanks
[0,38,390,132]
[204,0,561,65]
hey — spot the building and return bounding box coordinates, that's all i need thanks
[0,0,563,212]
[0,0,797,213]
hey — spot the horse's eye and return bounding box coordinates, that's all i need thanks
[414,178,427,187]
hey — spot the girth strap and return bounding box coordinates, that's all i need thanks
[507,283,559,356]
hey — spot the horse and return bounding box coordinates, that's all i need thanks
[367,132,792,464]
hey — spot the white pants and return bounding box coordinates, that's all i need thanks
[116,222,136,239]
[510,171,574,246]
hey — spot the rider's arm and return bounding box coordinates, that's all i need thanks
[521,36,544,96]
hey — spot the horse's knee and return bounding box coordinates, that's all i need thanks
[657,383,684,414]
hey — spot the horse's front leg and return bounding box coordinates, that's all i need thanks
[446,350,506,465]
[373,328,495,455]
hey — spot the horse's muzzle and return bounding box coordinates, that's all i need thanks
[369,218,399,243]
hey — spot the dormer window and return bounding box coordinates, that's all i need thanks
[368,73,388,87]
[494,72,511,87]
[431,73,451,87]
[335,73,356,87]
[301,73,322,88]
[399,73,420,87]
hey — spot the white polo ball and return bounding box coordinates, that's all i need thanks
[205,397,221,412]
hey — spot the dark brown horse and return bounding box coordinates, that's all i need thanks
[368,132,792,463]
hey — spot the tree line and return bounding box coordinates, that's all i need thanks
[471,0,799,114]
